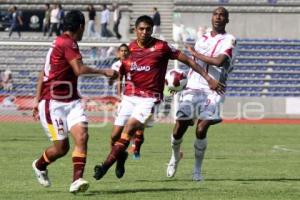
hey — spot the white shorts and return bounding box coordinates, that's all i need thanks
[38,99,88,141]
[176,89,223,121]
[114,95,157,127]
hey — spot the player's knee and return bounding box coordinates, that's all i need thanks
[196,125,208,139]
[173,120,190,139]
[116,138,130,148]
[77,132,89,145]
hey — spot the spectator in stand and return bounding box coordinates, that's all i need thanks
[113,3,122,40]
[152,7,161,37]
[42,4,51,36]
[8,6,23,38]
[100,4,110,38]
[48,4,60,37]
[58,4,65,35]
[87,4,97,37]
[1,69,13,91]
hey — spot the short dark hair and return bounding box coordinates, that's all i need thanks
[214,7,229,20]
[135,15,154,27]
[118,43,129,50]
[63,10,85,32]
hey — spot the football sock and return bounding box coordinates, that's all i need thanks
[72,151,86,182]
[194,138,207,174]
[171,134,183,162]
[35,151,52,171]
[103,138,129,169]
[134,130,144,153]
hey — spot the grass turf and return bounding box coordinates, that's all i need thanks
[1,122,300,200]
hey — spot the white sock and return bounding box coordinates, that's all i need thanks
[170,135,183,163]
[194,138,207,174]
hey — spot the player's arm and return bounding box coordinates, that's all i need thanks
[116,74,123,99]
[186,45,228,67]
[177,52,225,94]
[69,58,118,78]
[32,70,43,120]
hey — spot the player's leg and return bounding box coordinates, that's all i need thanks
[32,100,70,187]
[132,128,144,160]
[166,119,190,177]
[33,139,70,187]
[193,91,223,181]
[94,118,143,180]
[110,125,124,148]
[110,125,130,179]
[69,122,89,193]
[94,96,155,180]
[167,93,194,178]
[68,100,89,193]
[110,98,131,178]
[193,119,211,181]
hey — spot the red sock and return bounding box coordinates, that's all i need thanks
[35,151,51,171]
[103,138,129,169]
[72,152,86,182]
[134,130,144,154]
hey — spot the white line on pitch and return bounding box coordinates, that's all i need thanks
[272,145,300,153]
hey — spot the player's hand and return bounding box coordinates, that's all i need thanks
[185,45,196,55]
[32,98,40,121]
[32,106,39,121]
[104,69,118,78]
[207,78,226,95]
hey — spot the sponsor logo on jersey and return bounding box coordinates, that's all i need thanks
[130,62,151,72]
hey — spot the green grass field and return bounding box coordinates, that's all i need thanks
[1,122,300,200]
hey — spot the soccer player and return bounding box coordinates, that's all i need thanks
[166,7,236,181]
[93,15,225,181]
[109,43,145,161]
[31,10,116,193]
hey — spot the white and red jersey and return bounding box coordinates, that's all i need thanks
[186,31,236,90]
[111,60,122,72]
[119,38,180,101]
[40,34,82,102]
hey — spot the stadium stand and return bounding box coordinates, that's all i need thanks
[174,0,300,13]
[178,38,300,97]
[0,1,131,12]
[1,38,300,98]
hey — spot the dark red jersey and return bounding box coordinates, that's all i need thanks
[40,34,82,102]
[119,38,180,100]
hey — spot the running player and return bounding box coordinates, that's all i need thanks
[109,43,145,161]
[31,10,116,193]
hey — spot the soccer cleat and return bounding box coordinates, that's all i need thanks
[166,157,181,178]
[115,151,128,178]
[166,150,183,178]
[94,164,108,180]
[69,178,89,193]
[32,159,51,187]
[132,152,140,160]
[192,172,204,182]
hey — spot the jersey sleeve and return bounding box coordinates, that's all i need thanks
[166,42,181,60]
[64,39,82,61]
[219,36,236,59]
[111,60,122,72]
[118,61,125,76]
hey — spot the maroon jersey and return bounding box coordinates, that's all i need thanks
[119,38,180,100]
[40,34,82,102]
